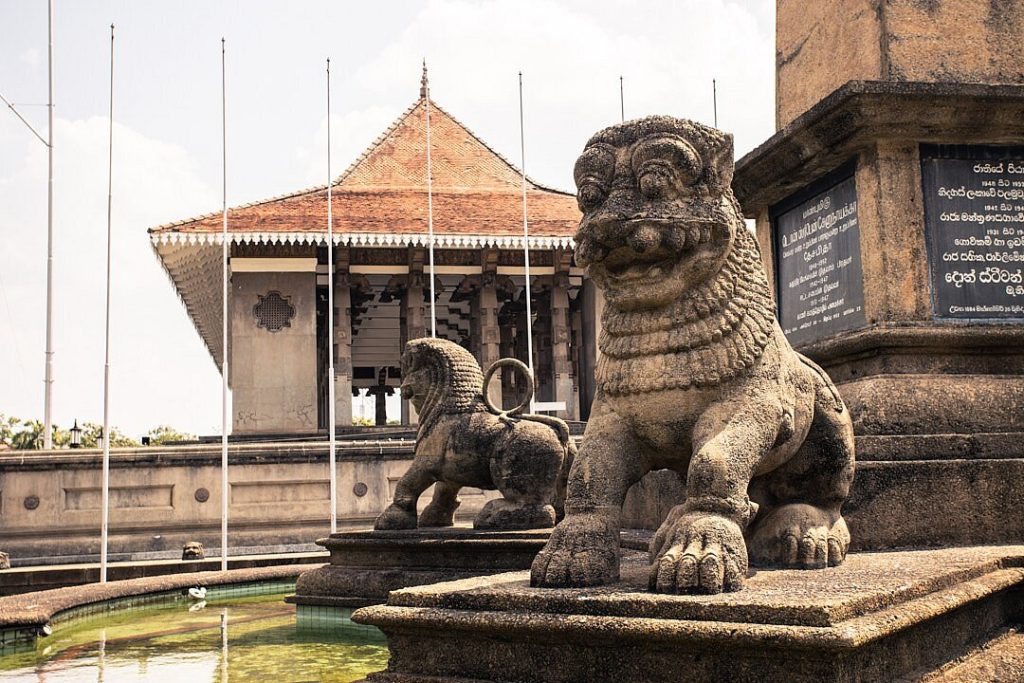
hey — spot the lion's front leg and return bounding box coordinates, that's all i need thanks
[650,400,779,594]
[531,399,650,588]
[374,458,437,531]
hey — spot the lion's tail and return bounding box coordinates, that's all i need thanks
[520,414,576,522]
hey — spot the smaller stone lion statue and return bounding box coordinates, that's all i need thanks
[374,338,576,531]
[181,541,205,561]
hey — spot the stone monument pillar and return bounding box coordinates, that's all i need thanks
[733,0,1024,550]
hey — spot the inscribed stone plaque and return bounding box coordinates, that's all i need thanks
[921,145,1024,319]
[774,175,865,345]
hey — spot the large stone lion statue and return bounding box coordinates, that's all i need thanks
[374,338,576,531]
[531,116,855,593]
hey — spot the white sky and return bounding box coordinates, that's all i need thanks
[0,0,775,437]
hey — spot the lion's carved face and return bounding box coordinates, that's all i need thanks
[573,117,741,310]
[400,352,431,412]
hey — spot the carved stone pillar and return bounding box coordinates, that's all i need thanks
[550,269,577,420]
[533,284,553,404]
[401,248,427,425]
[499,303,518,410]
[333,248,353,427]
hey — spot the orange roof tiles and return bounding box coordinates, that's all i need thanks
[151,98,580,238]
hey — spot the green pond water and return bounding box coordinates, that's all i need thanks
[0,593,388,682]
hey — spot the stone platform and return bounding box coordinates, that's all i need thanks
[353,546,1024,683]
[288,528,551,608]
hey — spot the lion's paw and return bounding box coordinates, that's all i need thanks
[747,503,848,569]
[419,500,459,528]
[650,512,747,594]
[373,504,417,531]
[475,499,555,531]
[530,512,619,588]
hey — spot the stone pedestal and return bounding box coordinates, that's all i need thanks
[288,528,550,608]
[354,547,1024,683]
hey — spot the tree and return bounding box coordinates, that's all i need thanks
[0,414,20,448]
[78,422,139,448]
[145,425,196,445]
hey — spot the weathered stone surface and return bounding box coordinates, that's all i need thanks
[623,457,1024,552]
[532,117,855,594]
[374,338,575,532]
[918,625,1024,683]
[776,0,1024,128]
[354,547,1024,683]
[290,528,550,607]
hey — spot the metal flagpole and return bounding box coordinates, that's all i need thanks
[423,61,436,338]
[326,58,337,533]
[713,78,718,127]
[43,0,55,450]
[620,75,624,122]
[100,23,115,584]
[518,72,535,408]
[220,38,230,572]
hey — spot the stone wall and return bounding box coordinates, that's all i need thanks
[0,441,496,565]
[231,268,319,434]
[776,0,1024,128]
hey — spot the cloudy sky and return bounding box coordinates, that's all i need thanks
[0,0,775,437]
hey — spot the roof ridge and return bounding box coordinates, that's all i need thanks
[332,98,422,186]
[149,94,575,234]
[426,99,571,195]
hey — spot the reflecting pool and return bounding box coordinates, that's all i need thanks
[0,592,388,682]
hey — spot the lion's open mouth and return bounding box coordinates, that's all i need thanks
[602,246,678,283]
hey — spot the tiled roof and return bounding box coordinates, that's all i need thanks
[150,97,580,237]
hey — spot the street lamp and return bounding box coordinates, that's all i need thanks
[69,420,82,449]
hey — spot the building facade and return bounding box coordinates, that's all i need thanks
[151,84,599,434]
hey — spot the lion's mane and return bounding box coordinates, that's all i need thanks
[404,338,489,441]
[596,208,777,396]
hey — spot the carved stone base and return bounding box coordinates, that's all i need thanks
[353,546,1024,683]
[287,528,551,608]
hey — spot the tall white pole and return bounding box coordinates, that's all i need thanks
[220,38,229,572]
[620,75,624,122]
[100,23,114,584]
[713,78,718,127]
[326,58,337,534]
[423,61,436,338]
[42,0,55,450]
[518,72,535,400]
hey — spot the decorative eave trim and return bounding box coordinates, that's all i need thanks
[149,231,576,250]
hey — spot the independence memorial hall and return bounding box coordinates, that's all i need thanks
[149,76,598,434]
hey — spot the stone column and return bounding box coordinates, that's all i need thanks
[550,258,577,420]
[401,249,427,425]
[477,252,502,409]
[498,304,518,410]
[333,248,353,427]
[533,283,553,404]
